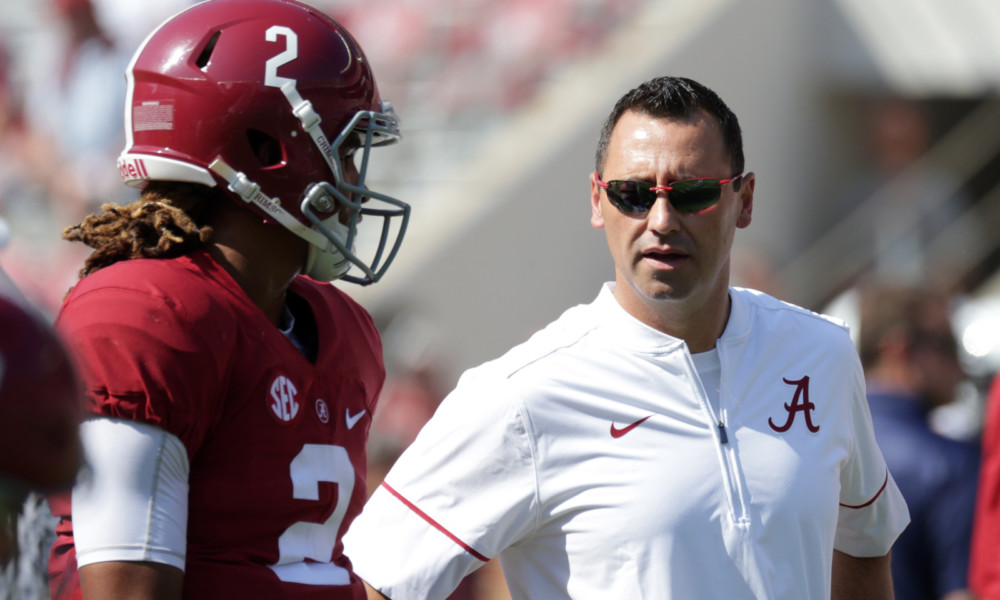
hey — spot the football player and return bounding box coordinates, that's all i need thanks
[47,1,409,598]
[0,291,82,598]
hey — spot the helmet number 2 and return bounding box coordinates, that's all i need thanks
[265,26,298,89]
[268,443,356,585]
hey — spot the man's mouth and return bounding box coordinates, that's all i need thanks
[642,248,688,266]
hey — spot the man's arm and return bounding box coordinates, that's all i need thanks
[71,421,190,599]
[831,550,893,600]
[80,561,183,600]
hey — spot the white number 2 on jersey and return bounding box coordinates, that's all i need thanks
[269,444,356,585]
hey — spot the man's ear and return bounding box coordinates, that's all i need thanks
[736,172,755,229]
[590,172,605,230]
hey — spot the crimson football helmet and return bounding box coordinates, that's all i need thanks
[117,0,409,284]
[0,296,82,506]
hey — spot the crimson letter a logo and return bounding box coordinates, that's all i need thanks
[768,376,820,433]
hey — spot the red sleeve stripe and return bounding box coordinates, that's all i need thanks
[839,471,889,509]
[381,481,489,562]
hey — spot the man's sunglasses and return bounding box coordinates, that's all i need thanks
[595,173,743,214]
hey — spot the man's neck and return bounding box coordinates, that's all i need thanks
[206,203,307,325]
[617,286,732,354]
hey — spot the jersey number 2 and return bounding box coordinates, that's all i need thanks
[269,444,356,586]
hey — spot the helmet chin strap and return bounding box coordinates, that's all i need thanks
[274,81,369,281]
[207,158,352,281]
[277,81,341,178]
[208,159,327,247]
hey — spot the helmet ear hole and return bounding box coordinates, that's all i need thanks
[195,31,221,71]
[246,129,284,168]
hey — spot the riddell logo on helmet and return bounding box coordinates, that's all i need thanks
[118,157,150,181]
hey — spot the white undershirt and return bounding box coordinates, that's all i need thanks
[73,419,189,570]
[690,347,721,415]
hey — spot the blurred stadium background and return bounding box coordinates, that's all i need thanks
[1,0,998,597]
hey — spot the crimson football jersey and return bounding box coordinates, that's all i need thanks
[49,250,382,599]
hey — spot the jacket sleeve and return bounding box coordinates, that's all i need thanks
[834,355,910,556]
[343,371,537,600]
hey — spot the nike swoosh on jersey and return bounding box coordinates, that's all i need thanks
[610,415,653,438]
[345,409,367,430]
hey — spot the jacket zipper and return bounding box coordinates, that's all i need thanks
[690,350,748,525]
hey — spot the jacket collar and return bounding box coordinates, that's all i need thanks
[593,283,752,353]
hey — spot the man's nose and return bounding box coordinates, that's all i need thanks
[646,194,680,235]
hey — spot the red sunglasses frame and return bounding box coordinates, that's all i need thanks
[594,172,743,213]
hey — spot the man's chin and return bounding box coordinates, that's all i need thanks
[631,279,691,303]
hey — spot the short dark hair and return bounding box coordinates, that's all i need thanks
[595,76,744,176]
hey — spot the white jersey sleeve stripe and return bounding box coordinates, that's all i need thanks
[839,470,888,509]
[382,482,489,562]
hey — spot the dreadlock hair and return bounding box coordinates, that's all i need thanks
[64,181,221,278]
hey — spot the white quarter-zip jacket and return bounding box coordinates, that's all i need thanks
[344,284,909,599]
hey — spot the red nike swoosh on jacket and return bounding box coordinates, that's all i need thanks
[610,415,653,438]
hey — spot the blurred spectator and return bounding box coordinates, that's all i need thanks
[1,0,127,314]
[731,244,782,298]
[0,46,42,209]
[858,284,979,600]
[23,0,131,217]
[0,40,83,315]
[371,306,447,447]
[851,99,978,287]
[1,0,199,314]
[89,0,196,55]
[0,236,83,600]
[970,373,1000,598]
[318,0,640,121]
